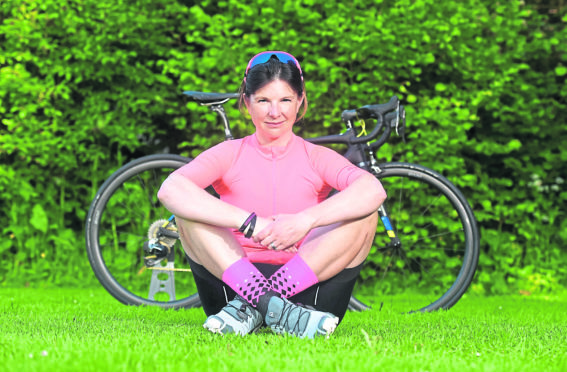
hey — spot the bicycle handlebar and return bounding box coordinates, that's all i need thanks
[309,96,405,148]
[341,96,399,144]
[341,96,399,122]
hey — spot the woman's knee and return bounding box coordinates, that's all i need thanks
[346,211,379,246]
[364,210,379,229]
[362,211,379,241]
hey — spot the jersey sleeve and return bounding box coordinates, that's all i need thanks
[172,140,239,189]
[308,143,371,191]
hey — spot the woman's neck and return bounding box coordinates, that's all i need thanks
[254,131,294,147]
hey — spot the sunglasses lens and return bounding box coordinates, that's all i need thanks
[249,53,291,68]
[246,52,302,77]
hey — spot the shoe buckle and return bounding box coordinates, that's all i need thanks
[237,305,248,320]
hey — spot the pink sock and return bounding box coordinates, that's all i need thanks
[269,254,319,298]
[222,257,271,307]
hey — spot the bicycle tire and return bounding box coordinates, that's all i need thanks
[350,162,479,313]
[85,154,201,309]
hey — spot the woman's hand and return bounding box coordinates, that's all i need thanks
[252,213,315,251]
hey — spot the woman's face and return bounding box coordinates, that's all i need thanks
[244,79,303,146]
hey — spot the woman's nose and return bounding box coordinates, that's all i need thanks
[268,103,281,117]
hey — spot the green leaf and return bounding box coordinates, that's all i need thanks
[555,66,567,77]
[30,204,48,233]
[423,53,435,64]
[508,139,522,150]
[435,83,447,92]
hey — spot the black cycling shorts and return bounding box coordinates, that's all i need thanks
[187,257,363,323]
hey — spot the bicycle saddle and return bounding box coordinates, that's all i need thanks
[183,91,240,104]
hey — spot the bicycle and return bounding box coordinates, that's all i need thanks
[85,91,479,314]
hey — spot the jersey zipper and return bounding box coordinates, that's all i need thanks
[271,148,277,215]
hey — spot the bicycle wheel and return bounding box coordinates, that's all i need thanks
[351,162,479,313]
[85,154,201,309]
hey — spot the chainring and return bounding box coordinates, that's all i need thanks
[147,219,178,248]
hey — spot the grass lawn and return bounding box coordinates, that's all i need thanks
[1,287,565,372]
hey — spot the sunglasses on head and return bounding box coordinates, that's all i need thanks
[244,51,303,82]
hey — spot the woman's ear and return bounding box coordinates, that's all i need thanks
[243,94,251,111]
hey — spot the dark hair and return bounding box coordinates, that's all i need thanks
[239,55,308,122]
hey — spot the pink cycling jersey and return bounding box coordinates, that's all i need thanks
[174,133,373,264]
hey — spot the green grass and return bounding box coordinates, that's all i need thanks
[1,288,566,372]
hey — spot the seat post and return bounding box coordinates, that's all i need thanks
[210,104,234,140]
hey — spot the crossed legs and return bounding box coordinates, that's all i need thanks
[177,211,378,287]
[177,212,378,337]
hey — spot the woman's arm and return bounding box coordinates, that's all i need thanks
[157,173,250,229]
[157,140,258,229]
[158,172,273,237]
[302,172,386,227]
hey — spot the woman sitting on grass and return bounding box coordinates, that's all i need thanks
[158,51,386,339]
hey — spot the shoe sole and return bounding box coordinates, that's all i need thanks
[203,317,225,335]
[320,316,339,338]
[268,315,340,339]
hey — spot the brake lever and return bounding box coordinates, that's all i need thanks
[398,105,406,143]
[384,104,407,143]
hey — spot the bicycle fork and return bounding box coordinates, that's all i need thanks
[367,152,401,250]
[378,205,401,249]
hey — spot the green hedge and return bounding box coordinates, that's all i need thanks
[1,0,565,293]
